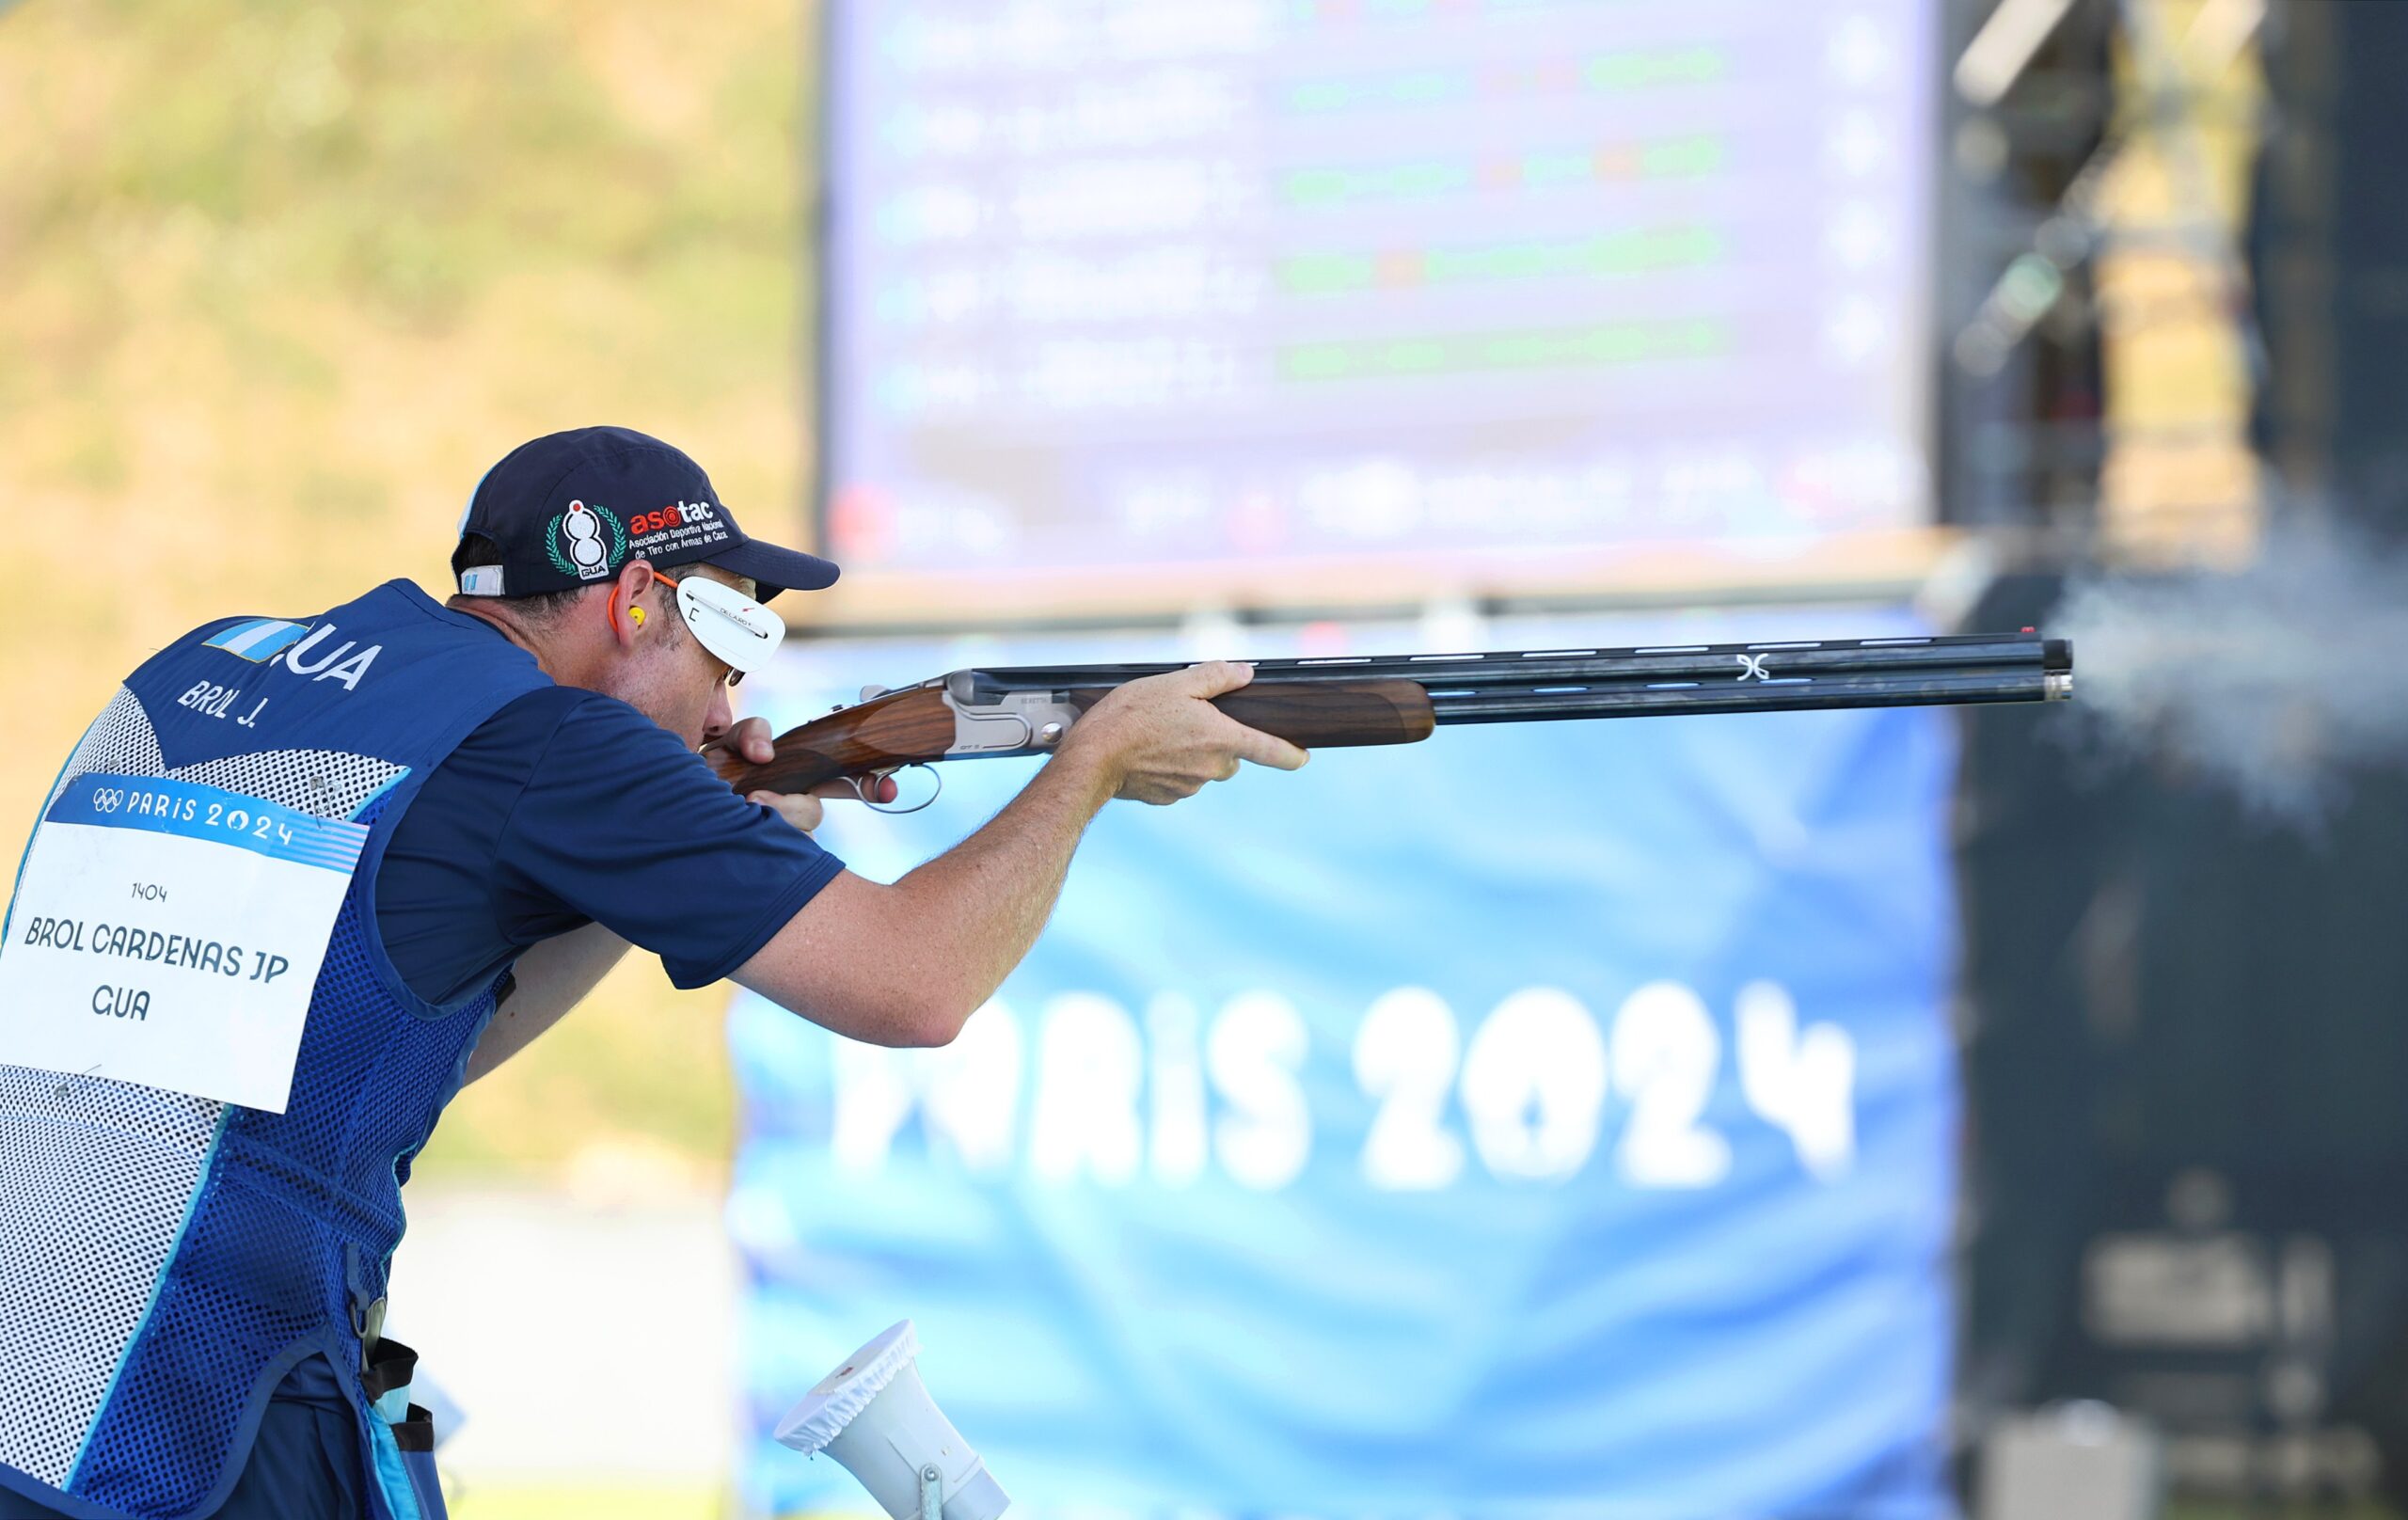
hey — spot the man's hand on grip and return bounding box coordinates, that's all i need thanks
[1061,660,1309,805]
[716,715,896,832]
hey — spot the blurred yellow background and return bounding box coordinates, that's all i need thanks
[0,0,824,1186]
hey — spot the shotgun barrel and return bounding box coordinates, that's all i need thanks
[957,633,2074,722]
[713,633,2073,799]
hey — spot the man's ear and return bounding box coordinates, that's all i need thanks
[605,562,655,649]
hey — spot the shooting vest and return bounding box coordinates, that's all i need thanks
[0,580,553,1520]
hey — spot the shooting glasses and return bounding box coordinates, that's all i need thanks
[653,569,784,683]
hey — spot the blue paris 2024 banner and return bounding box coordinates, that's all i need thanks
[728,610,1958,1519]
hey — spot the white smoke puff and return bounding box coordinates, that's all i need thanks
[2046,521,2408,821]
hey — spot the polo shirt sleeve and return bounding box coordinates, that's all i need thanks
[493,693,848,989]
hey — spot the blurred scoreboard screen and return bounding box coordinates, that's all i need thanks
[819,0,1937,596]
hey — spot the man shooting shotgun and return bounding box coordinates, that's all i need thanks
[0,426,1305,1520]
[0,420,2071,1520]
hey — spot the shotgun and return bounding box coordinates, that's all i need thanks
[712,632,2073,799]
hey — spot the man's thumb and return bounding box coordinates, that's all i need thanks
[1180,659,1257,696]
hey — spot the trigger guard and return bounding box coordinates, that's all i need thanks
[861,763,942,816]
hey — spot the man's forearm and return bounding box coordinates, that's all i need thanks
[736,661,1297,1047]
[880,746,1118,1032]
[735,745,1118,1047]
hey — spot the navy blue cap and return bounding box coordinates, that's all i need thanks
[453,426,838,603]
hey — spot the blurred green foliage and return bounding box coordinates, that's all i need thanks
[0,0,824,1187]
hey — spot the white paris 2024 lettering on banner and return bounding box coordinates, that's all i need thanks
[825,981,1856,1192]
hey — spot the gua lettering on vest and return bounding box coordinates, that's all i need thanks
[277,622,382,691]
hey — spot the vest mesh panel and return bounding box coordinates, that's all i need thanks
[0,689,204,1488]
[41,689,164,808]
[0,1070,217,1488]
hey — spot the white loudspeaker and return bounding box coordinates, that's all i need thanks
[775,1322,1009,1520]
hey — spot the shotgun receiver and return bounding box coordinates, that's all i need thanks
[712,633,2073,799]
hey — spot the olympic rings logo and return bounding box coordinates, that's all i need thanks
[89,787,124,815]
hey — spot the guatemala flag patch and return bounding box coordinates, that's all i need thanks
[203,619,311,662]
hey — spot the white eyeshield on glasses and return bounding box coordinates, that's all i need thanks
[656,570,786,677]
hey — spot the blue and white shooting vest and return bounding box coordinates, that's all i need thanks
[0,580,553,1520]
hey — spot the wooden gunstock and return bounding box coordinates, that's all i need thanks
[711,686,957,796]
[1069,678,1436,748]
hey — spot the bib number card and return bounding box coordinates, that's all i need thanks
[0,773,368,1112]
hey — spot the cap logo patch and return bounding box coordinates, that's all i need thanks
[547,499,627,581]
[628,500,717,536]
[625,498,733,562]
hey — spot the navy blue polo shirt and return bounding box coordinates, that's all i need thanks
[375,677,846,1006]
